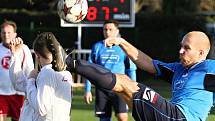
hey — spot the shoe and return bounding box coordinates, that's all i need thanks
[65,48,76,72]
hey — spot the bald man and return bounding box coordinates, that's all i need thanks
[66,31,215,121]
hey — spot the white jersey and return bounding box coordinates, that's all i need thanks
[10,63,73,121]
[0,43,34,95]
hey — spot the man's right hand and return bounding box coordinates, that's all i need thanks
[84,92,92,104]
[104,37,125,47]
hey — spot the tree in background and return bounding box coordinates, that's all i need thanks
[136,0,215,15]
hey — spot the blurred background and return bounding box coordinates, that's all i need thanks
[1,1,215,121]
[1,0,215,82]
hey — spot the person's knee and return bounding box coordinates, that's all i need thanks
[113,74,138,93]
[116,113,128,121]
[0,114,7,121]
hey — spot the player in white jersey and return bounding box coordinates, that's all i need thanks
[9,32,73,121]
[0,20,34,121]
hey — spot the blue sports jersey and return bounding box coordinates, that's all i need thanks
[85,41,137,92]
[153,59,215,121]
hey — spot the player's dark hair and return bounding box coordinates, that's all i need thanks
[103,19,119,28]
[0,20,17,32]
[33,32,67,71]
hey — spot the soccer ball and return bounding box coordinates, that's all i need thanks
[57,0,88,23]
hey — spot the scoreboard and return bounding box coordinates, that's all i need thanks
[61,0,135,27]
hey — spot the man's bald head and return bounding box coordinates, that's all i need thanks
[179,31,211,67]
[183,31,211,57]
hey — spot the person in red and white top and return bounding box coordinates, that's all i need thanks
[0,20,34,121]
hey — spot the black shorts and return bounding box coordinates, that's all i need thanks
[95,88,128,117]
[132,84,187,121]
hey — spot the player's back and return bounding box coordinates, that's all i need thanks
[33,65,72,121]
[52,70,72,121]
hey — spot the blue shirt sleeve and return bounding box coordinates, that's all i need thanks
[152,60,178,84]
[85,55,93,92]
[85,80,92,92]
[85,45,97,92]
[152,60,177,76]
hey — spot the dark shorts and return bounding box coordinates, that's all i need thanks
[0,95,24,120]
[95,88,128,117]
[132,84,187,121]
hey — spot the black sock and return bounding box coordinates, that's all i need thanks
[66,57,116,90]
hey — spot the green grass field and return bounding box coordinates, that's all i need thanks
[6,80,215,121]
[71,79,215,121]
[71,87,135,121]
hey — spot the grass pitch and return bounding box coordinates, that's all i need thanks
[7,79,215,121]
[71,79,215,121]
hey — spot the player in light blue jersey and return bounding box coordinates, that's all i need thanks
[84,20,137,121]
[67,31,215,121]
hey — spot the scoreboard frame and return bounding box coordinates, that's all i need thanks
[60,0,135,27]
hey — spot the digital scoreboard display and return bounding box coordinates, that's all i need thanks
[61,0,135,27]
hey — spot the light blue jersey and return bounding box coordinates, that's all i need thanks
[153,59,215,121]
[85,41,137,92]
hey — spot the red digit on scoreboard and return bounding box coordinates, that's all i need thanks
[86,6,97,21]
[102,6,110,20]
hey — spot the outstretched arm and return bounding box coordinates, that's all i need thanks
[105,37,157,74]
